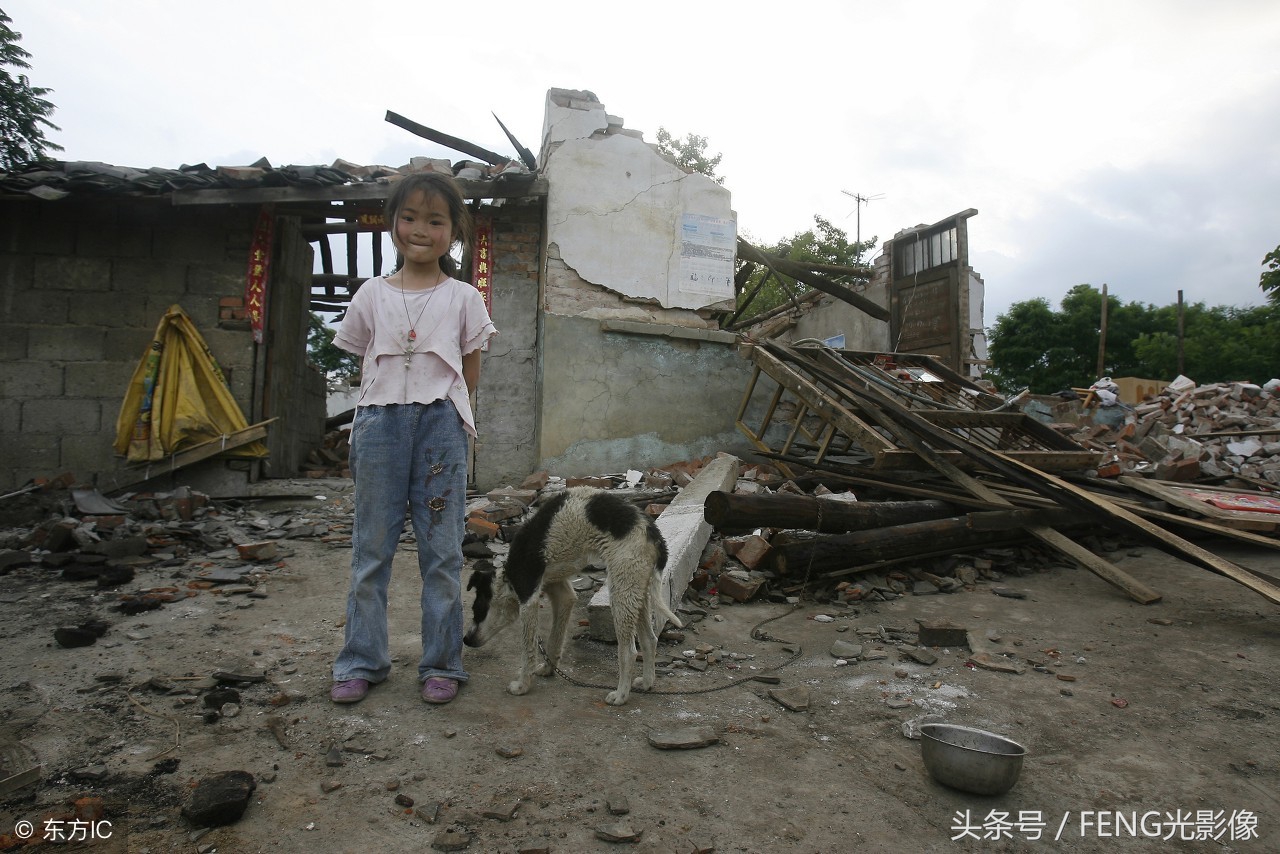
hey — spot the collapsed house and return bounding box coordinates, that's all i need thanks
[0,87,987,499]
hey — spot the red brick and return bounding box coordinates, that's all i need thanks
[466,516,500,540]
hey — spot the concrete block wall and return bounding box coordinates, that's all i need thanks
[0,198,266,493]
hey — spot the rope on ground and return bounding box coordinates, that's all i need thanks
[126,688,182,760]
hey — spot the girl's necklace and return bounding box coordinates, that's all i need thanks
[399,269,445,368]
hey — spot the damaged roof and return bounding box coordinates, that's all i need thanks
[0,156,543,203]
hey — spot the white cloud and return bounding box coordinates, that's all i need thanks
[8,0,1278,327]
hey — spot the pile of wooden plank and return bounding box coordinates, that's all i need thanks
[730,341,1280,607]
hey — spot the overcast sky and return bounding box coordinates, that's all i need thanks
[7,0,1279,324]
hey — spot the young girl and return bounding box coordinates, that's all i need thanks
[330,171,496,705]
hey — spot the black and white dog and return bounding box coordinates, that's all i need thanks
[464,487,683,706]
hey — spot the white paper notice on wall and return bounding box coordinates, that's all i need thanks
[677,214,736,299]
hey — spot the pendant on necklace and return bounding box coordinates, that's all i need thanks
[408,329,417,341]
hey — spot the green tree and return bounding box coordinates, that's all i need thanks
[989,285,1280,394]
[1261,244,1280,305]
[1135,303,1280,382]
[307,313,360,382]
[736,216,876,319]
[0,10,61,170]
[655,127,724,184]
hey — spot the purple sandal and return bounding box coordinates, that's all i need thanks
[330,678,371,704]
[421,677,459,704]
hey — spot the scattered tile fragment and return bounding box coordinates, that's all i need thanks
[968,653,1025,674]
[482,800,520,821]
[595,821,642,843]
[767,685,810,712]
[903,649,937,666]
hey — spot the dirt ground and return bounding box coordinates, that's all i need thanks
[1,482,1278,853]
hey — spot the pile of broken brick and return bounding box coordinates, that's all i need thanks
[1055,376,1280,486]
[457,458,1076,611]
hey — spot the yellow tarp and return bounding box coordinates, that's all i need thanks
[114,304,268,463]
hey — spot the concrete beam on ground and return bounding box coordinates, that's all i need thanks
[588,454,740,641]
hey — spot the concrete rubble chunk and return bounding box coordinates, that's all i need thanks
[830,639,863,659]
[431,829,472,851]
[647,726,720,749]
[595,821,643,843]
[969,652,1026,674]
[916,619,969,648]
[768,685,811,711]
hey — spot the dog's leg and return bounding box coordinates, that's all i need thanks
[634,570,678,694]
[536,579,575,677]
[509,600,540,696]
[634,598,659,693]
[606,575,644,706]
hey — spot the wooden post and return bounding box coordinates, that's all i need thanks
[770,516,1031,577]
[703,490,958,534]
[1177,290,1185,376]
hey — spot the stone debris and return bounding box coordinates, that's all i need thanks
[482,800,520,821]
[1038,376,1280,485]
[967,653,1026,675]
[182,770,256,828]
[767,685,811,712]
[594,821,643,843]
[647,726,720,749]
[431,828,472,851]
[829,639,863,659]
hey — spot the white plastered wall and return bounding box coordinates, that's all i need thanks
[539,89,736,314]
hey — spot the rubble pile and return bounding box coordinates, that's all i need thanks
[300,428,352,478]
[0,483,350,646]
[461,460,1081,617]
[1060,377,1280,485]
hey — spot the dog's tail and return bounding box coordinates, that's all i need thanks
[649,569,684,630]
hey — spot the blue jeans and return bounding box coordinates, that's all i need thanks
[333,400,470,685]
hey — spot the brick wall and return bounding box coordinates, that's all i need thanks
[473,199,543,490]
[0,197,322,493]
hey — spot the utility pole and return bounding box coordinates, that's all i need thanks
[1177,290,1185,376]
[1096,283,1109,379]
[840,190,885,249]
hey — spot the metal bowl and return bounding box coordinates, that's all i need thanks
[919,723,1026,795]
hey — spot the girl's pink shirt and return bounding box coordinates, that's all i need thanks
[333,276,497,437]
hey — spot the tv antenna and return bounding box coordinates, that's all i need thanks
[841,190,885,247]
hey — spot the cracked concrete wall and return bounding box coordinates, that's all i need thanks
[540,89,736,313]
[537,314,755,475]
[528,89,754,476]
